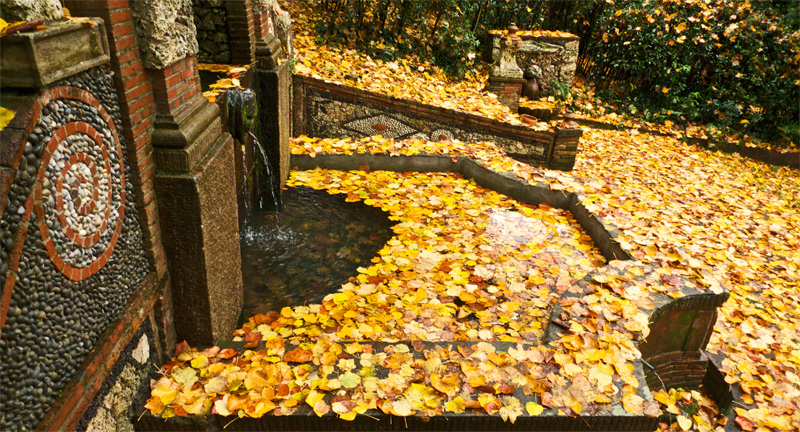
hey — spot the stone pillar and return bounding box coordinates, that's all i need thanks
[485,24,524,112]
[226,0,256,65]
[253,35,291,209]
[252,0,293,207]
[131,0,243,345]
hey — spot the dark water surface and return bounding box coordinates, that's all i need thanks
[239,186,396,323]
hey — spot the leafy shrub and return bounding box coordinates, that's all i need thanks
[581,0,799,144]
[314,0,481,78]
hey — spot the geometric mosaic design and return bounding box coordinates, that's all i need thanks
[343,114,418,139]
[35,117,126,281]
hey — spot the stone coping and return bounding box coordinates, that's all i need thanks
[488,31,580,42]
[290,153,630,262]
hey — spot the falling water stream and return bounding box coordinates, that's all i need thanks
[249,131,280,211]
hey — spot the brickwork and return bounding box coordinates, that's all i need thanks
[64,0,167,281]
[253,7,273,40]
[148,56,202,116]
[549,127,582,171]
[484,76,524,112]
[645,351,710,392]
[226,0,256,65]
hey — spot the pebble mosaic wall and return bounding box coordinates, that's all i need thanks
[0,66,152,432]
[305,87,551,162]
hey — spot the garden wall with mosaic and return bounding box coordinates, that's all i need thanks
[0,65,153,431]
[292,74,578,168]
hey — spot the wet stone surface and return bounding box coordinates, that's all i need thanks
[239,186,396,321]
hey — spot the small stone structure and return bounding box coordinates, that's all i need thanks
[490,31,579,98]
[293,74,583,170]
[484,24,525,111]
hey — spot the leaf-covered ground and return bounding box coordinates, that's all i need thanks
[146,1,799,429]
[291,130,800,431]
[235,169,605,344]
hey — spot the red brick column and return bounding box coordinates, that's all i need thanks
[253,5,274,41]
[149,56,201,118]
[145,48,243,347]
[63,0,168,282]
[64,0,175,373]
[226,0,256,65]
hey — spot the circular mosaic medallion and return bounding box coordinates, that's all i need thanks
[34,114,126,281]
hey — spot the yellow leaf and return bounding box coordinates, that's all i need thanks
[526,401,544,416]
[677,414,692,431]
[0,106,16,131]
[153,386,178,405]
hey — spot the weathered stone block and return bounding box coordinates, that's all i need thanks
[0,19,109,88]
[131,0,198,70]
[490,33,579,97]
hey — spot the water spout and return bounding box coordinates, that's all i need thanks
[249,131,281,212]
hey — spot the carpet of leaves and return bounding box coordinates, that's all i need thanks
[290,131,800,431]
[145,166,672,422]
[288,1,540,129]
[235,170,605,344]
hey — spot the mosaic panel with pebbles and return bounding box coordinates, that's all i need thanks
[342,114,419,139]
[0,66,151,432]
[305,89,550,161]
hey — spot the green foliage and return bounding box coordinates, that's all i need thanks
[312,0,798,144]
[583,0,800,145]
[314,0,481,78]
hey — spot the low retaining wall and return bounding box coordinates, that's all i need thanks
[137,341,659,432]
[292,74,583,170]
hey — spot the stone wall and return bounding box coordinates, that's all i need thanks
[491,34,579,97]
[76,319,159,432]
[130,0,199,70]
[0,65,154,431]
[293,75,569,167]
[192,0,231,64]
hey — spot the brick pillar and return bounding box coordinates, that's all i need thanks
[639,292,729,391]
[484,76,524,112]
[63,0,173,352]
[148,55,243,346]
[226,0,256,65]
[549,127,582,171]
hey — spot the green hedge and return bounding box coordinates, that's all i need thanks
[583,0,799,144]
